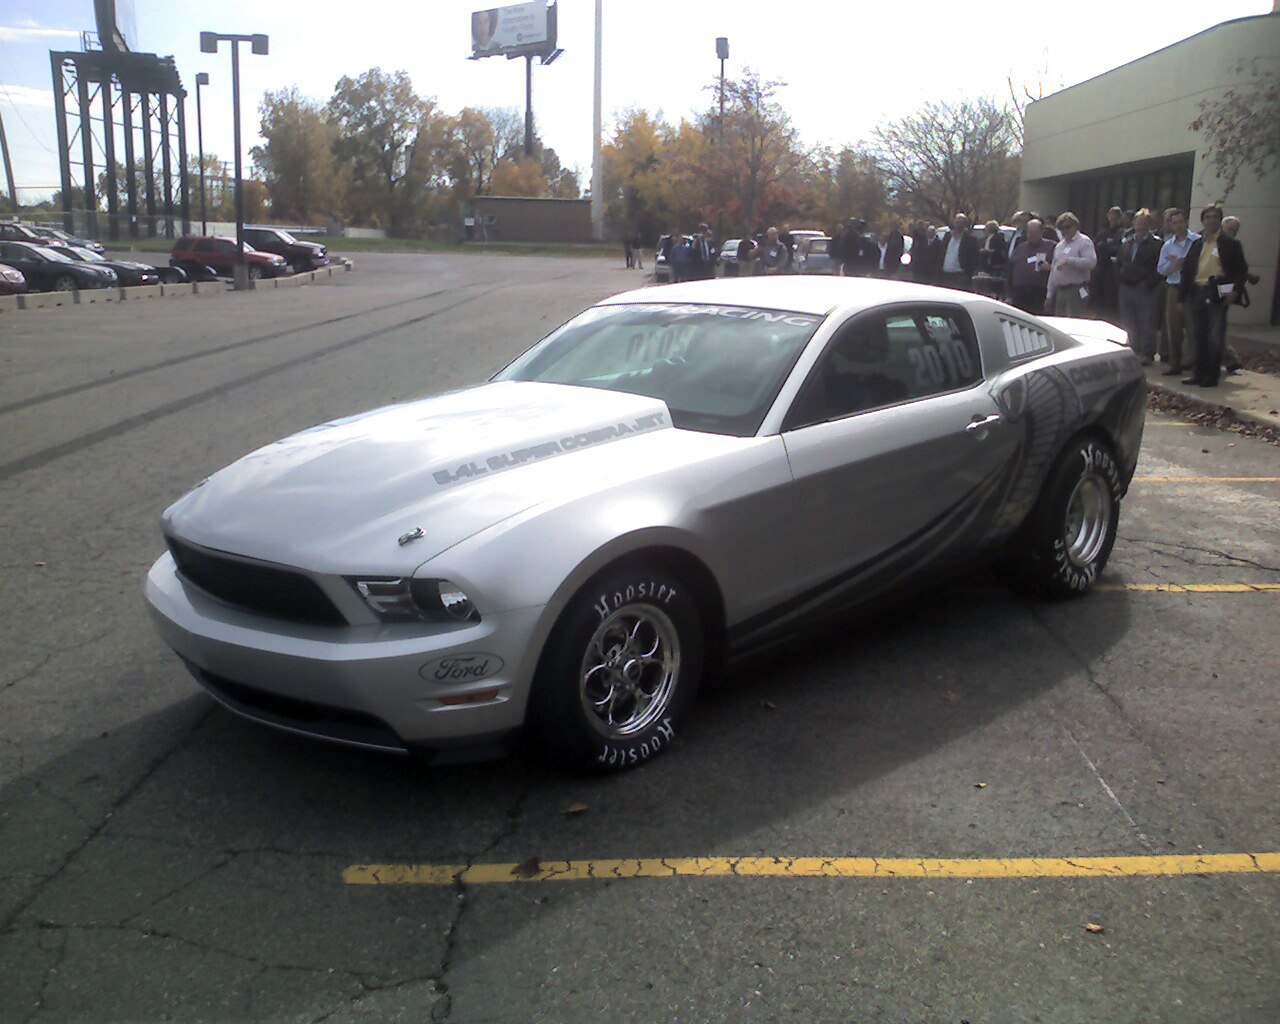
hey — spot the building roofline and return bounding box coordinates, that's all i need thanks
[1028,11,1279,108]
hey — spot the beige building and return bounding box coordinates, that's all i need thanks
[1020,11,1279,325]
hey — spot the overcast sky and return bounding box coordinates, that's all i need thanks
[0,0,1272,204]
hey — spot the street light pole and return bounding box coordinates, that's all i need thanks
[195,72,208,234]
[200,30,268,290]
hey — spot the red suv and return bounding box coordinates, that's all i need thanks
[170,235,291,280]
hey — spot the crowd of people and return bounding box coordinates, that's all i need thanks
[633,202,1255,388]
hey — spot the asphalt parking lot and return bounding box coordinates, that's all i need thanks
[1,252,1277,1024]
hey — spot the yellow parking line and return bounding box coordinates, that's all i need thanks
[1133,476,1280,482]
[343,852,1280,885]
[1095,583,1280,593]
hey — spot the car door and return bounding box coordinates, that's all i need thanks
[777,303,1019,622]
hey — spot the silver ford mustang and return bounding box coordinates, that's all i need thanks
[146,278,1146,770]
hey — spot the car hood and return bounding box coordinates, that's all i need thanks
[163,382,675,574]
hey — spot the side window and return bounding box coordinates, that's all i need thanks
[786,306,982,429]
[193,238,215,253]
[217,240,237,255]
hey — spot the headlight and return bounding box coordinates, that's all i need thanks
[349,577,480,624]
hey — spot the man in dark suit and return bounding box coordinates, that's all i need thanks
[1177,205,1250,387]
[877,225,905,277]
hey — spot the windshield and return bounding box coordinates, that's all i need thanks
[70,247,105,262]
[30,245,72,263]
[495,302,823,436]
[275,230,297,244]
[808,239,829,254]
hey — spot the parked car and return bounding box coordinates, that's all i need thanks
[169,235,290,280]
[0,263,27,295]
[0,222,51,244]
[145,277,1145,771]
[29,225,107,255]
[51,245,160,287]
[793,236,836,275]
[0,240,117,291]
[242,227,329,272]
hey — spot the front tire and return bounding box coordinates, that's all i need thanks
[1004,436,1122,598]
[52,275,77,292]
[247,264,264,281]
[529,567,703,772]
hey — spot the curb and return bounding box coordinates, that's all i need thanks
[0,262,349,314]
[1146,378,1280,433]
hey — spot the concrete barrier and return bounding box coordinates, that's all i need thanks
[1,265,339,315]
[121,284,163,301]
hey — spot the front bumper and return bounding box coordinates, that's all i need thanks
[145,553,545,753]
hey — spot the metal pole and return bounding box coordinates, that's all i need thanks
[141,93,156,236]
[231,38,247,288]
[102,74,119,241]
[176,92,190,235]
[0,108,18,211]
[76,71,97,239]
[196,80,206,234]
[121,88,138,239]
[524,54,534,158]
[160,92,174,238]
[719,58,725,144]
[590,0,603,241]
[50,54,74,232]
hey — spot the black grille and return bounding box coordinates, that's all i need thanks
[168,537,346,626]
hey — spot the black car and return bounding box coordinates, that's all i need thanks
[51,245,160,287]
[28,225,107,255]
[0,223,50,244]
[0,240,117,292]
[242,227,329,272]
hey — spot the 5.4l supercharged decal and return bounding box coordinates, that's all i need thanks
[431,411,668,487]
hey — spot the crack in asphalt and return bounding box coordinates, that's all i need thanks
[21,924,68,1024]
[0,704,216,935]
[428,775,544,1023]
[1119,535,1280,574]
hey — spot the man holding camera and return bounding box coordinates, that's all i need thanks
[1177,206,1249,388]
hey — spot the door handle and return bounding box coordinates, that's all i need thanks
[965,414,1003,435]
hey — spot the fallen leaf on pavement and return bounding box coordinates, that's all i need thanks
[511,857,541,879]
[562,802,588,816]
[974,782,988,789]
[1201,448,1210,454]
[1084,922,1105,934]
[33,561,46,567]
[760,699,777,710]
[944,691,961,703]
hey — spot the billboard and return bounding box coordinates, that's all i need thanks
[94,0,139,53]
[471,2,551,59]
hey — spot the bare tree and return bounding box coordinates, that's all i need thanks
[703,70,807,232]
[872,98,1020,224]
[1189,58,1279,201]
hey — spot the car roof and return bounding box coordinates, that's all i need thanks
[598,276,988,317]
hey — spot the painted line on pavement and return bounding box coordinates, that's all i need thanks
[1095,583,1280,593]
[1134,476,1280,483]
[343,852,1280,886]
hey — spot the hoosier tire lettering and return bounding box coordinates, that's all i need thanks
[530,566,703,773]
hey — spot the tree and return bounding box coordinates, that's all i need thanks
[702,71,807,234]
[1189,59,1279,202]
[602,108,672,239]
[327,69,435,231]
[872,98,1019,224]
[489,156,548,197]
[253,87,344,222]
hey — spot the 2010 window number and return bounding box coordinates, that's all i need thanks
[907,337,973,390]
